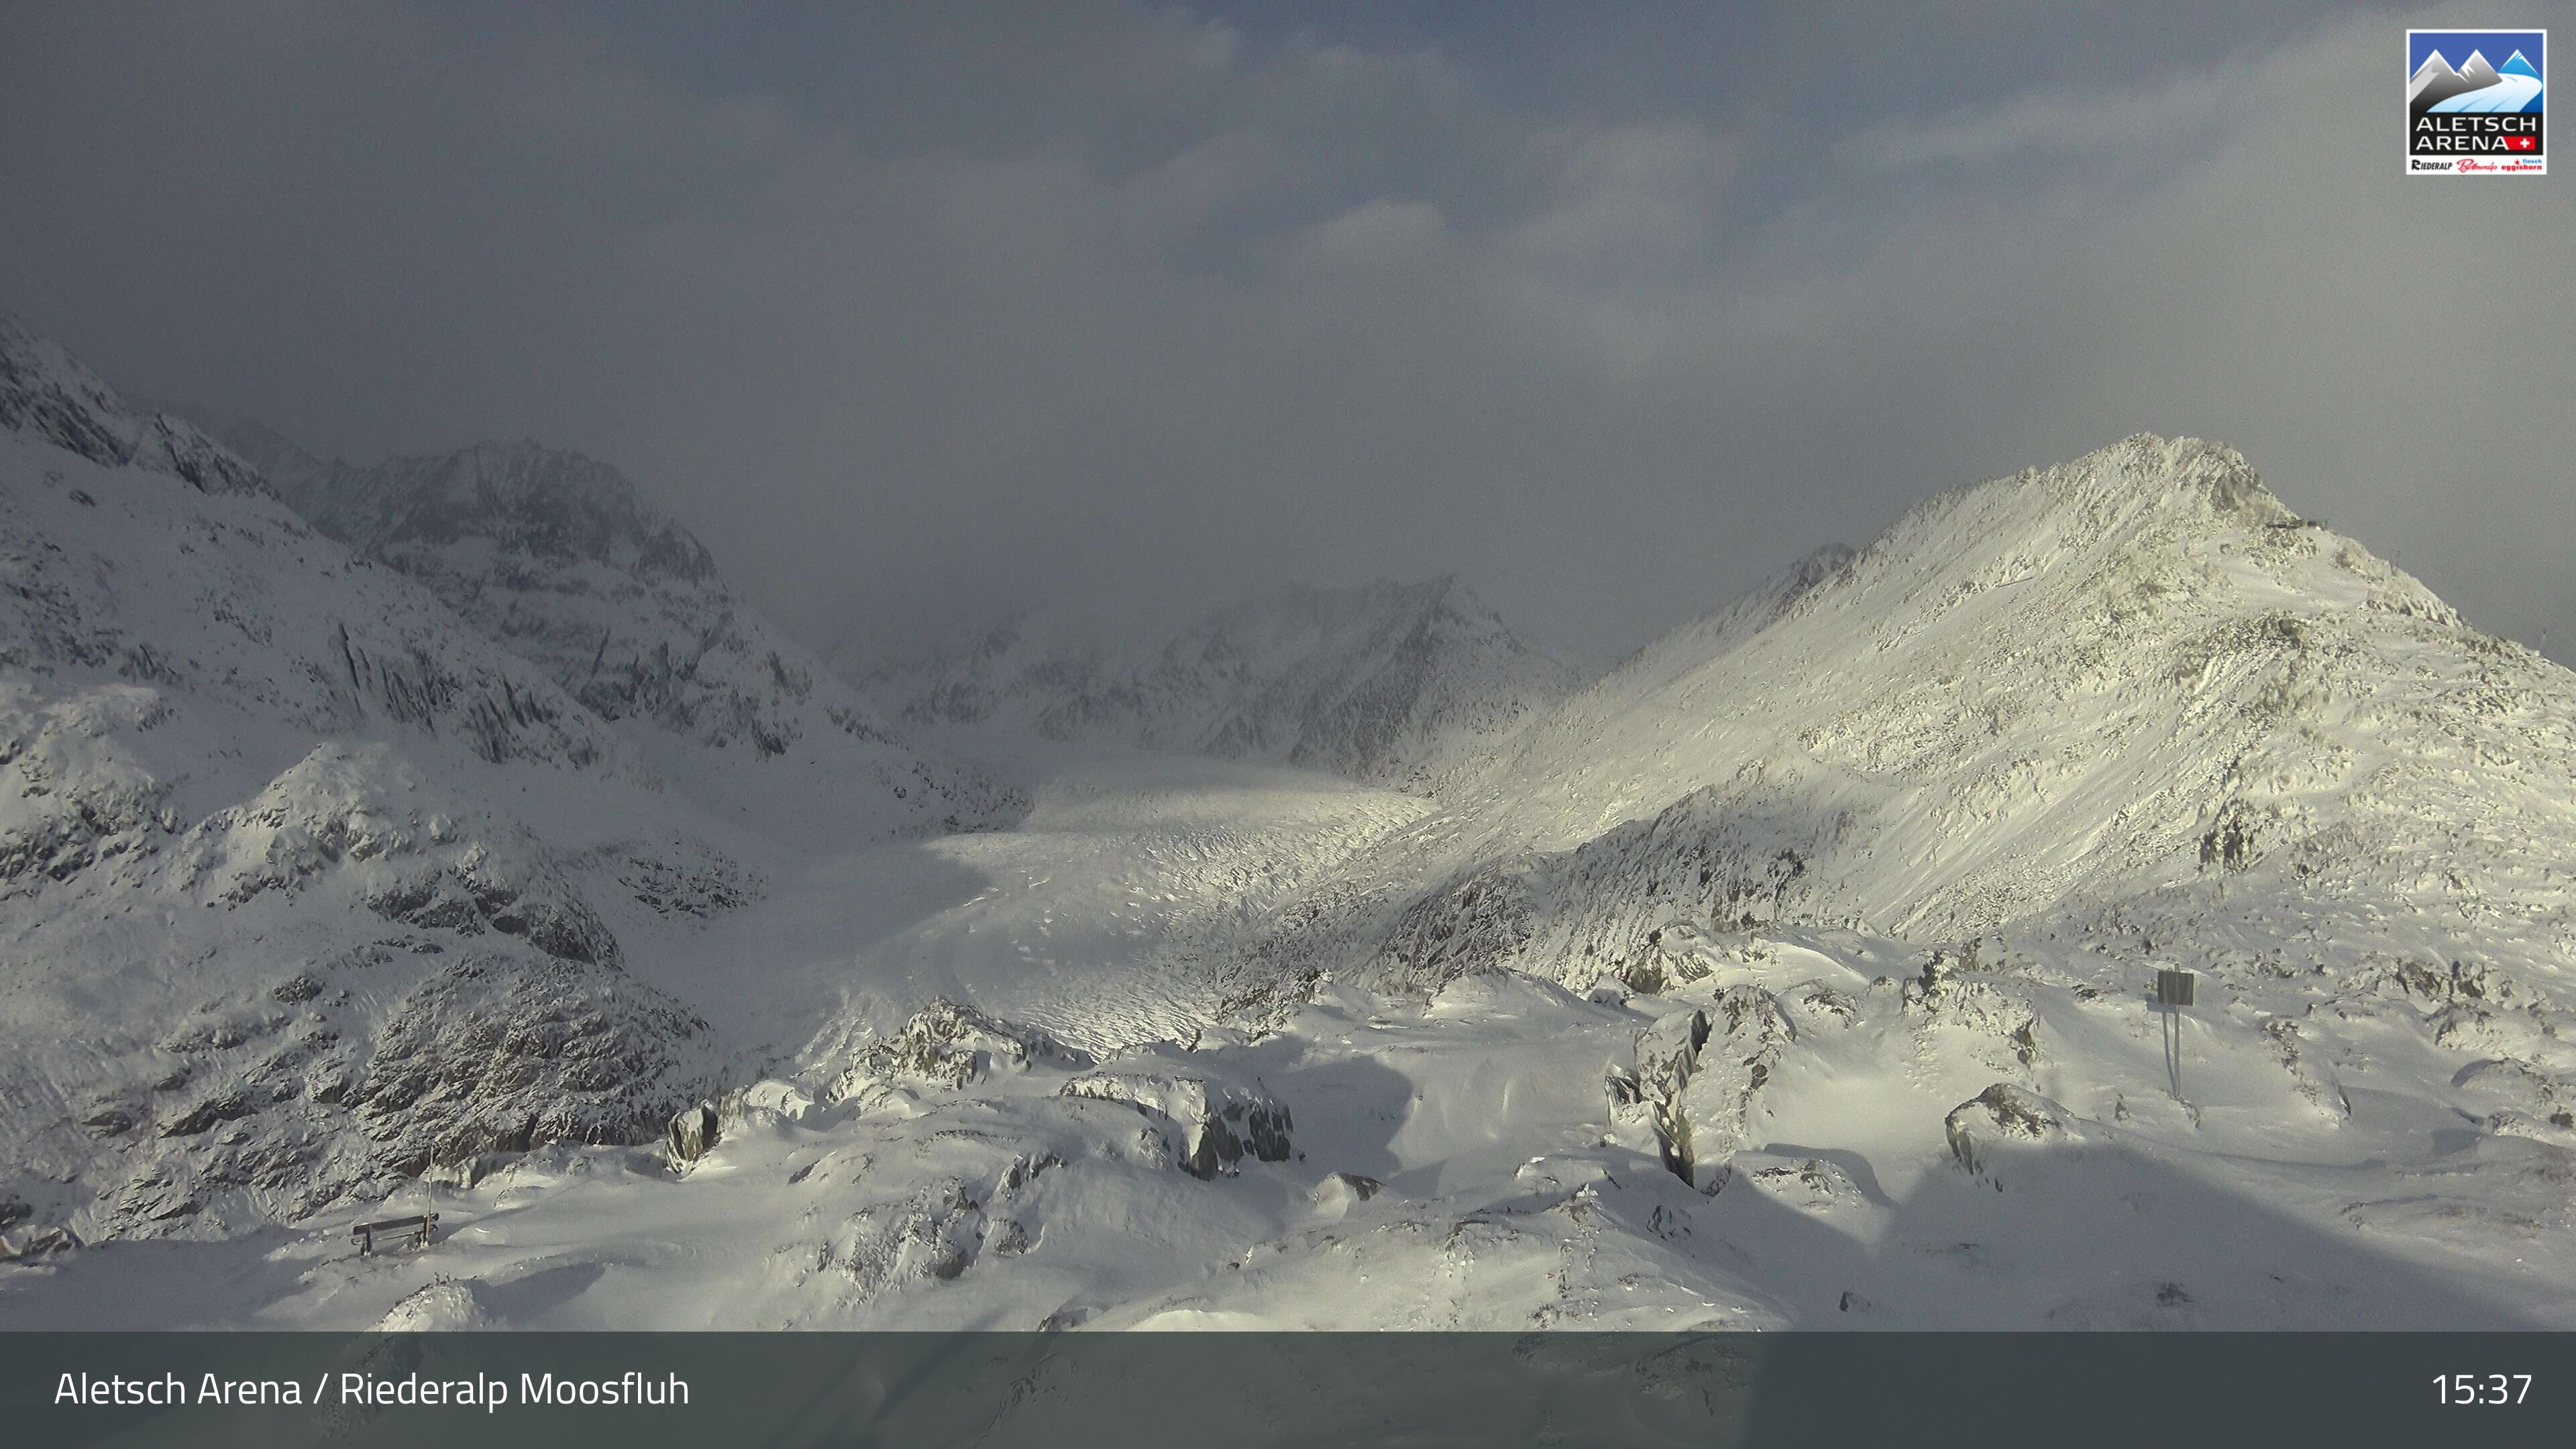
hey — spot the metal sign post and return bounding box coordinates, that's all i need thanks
[2153,969,2196,1100]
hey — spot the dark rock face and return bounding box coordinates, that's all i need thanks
[362,855,619,965]
[667,1100,721,1164]
[352,951,715,1175]
[74,942,716,1238]
[274,441,716,583]
[42,938,716,1238]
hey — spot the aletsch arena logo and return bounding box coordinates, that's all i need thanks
[2408,28,2545,175]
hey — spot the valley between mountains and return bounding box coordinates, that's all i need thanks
[5,317,2573,1330]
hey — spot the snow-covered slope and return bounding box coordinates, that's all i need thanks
[859,578,1582,796]
[1243,435,2576,1004]
[0,323,729,1245]
[1,323,268,500]
[174,410,1016,847]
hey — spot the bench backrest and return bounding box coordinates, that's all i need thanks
[350,1214,438,1248]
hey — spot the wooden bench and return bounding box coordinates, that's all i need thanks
[350,1213,437,1256]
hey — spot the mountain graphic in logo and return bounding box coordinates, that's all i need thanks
[2407,28,2546,173]
[2410,44,2544,118]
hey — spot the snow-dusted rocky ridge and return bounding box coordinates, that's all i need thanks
[858,577,1581,796]
[8,368,2575,1332]
[176,410,1016,845]
[0,321,746,1248]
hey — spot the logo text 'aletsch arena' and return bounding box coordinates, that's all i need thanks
[2408,29,2546,176]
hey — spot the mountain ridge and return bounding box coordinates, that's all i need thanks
[165,405,1019,846]
[859,574,1585,797]
[1234,434,2576,1021]
[1,321,737,1242]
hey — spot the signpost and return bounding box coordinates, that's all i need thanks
[2153,969,2196,1100]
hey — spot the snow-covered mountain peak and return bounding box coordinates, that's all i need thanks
[1251,431,2568,1019]
[273,437,718,583]
[1868,433,2288,561]
[1,325,749,1241]
[164,409,1018,845]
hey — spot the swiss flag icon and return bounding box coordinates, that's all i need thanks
[2504,135,2538,152]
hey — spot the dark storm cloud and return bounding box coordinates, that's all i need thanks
[1,1,2567,666]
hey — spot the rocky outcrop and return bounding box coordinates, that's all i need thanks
[1310,1172,1384,1214]
[1944,1083,2082,1186]
[828,1000,1090,1101]
[350,950,716,1175]
[1616,988,1794,1191]
[1057,1072,1294,1179]
[667,1079,819,1165]
[667,1100,721,1164]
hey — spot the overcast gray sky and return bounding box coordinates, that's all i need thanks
[3,1,2568,665]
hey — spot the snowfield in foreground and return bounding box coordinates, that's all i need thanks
[5,752,2572,1330]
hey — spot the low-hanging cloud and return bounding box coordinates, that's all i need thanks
[1,1,2565,666]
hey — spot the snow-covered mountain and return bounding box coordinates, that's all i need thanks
[2,325,268,500]
[169,409,1018,847]
[1248,435,2576,1000]
[11,380,2576,1330]
[858,578,1583,796]
[2410,50,2469,111]
[1163,438,2576,1228]
[0,319,733,1244]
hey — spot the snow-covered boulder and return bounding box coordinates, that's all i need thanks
[1710,1152,1868,1217]
[1058,1071,1294,1179]
[1943,1083,2082,1184]
[828,999,1089,1100]
[375,1280,493,1332]
[1309,1171,1385,1217]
